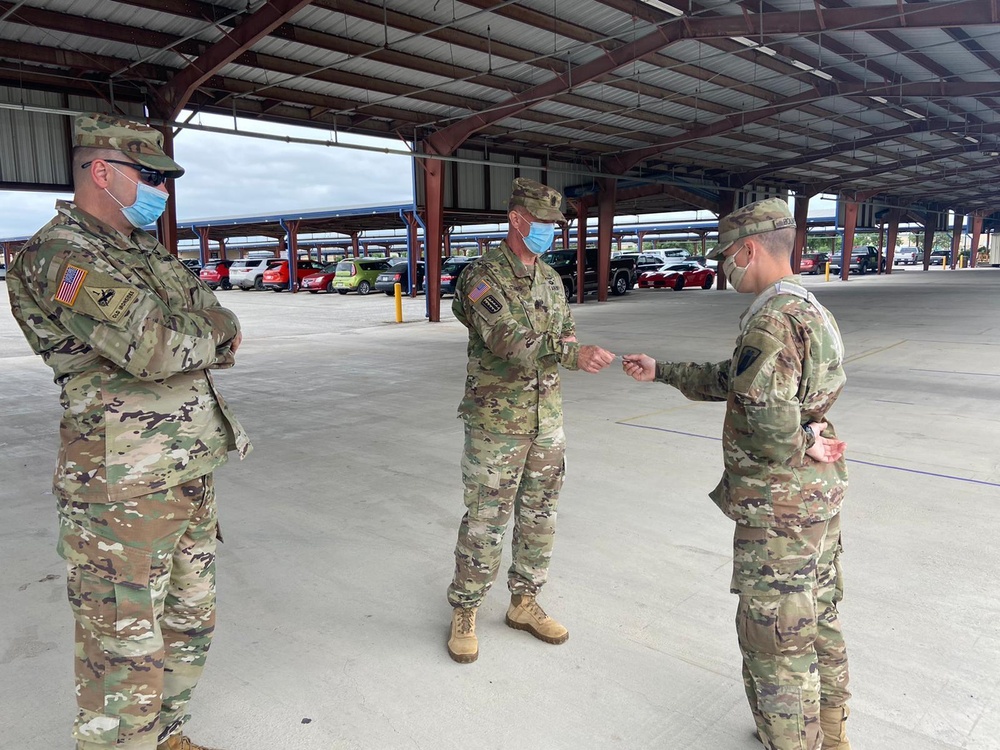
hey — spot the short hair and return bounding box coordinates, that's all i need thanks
[753,226,796,259]
[71,147,119,189]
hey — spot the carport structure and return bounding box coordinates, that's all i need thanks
[2,0,1000,318]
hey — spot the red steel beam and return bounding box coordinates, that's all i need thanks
[158,0,314,118]
[611,82,1000,174]
[425,0,998,156]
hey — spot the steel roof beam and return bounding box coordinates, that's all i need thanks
[806,142,985,194]
[609,82,1000,174]
[734,120,1000,185]
[426,0,999,156]
[157,0,314,118]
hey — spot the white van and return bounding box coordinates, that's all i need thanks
[641,248,690,264]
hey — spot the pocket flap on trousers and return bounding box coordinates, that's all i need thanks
[57,515,151,589]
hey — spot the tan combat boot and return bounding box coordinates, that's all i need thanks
[447,606,479,663]
[157,735,220,750]
[505,594,569,644]
[820,705,852,750]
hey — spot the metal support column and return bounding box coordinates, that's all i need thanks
[195,226,211,266]
[840,199,859,281]
[884,210,901,274]
[596,178,616,303]
[792,192,810,273]
[153,120,179,256]
[283,218,300,292]
[970,214,984,268]
[716,191,734,291]
[573,199,588,304]
[950,213,965,269]
[423,155,446,322]
[922,218,935,270]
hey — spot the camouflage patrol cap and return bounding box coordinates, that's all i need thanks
[74,113,184,178]
[508,178,565,222]
[708,197,795,259]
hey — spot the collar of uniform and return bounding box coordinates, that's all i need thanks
[55,200,144,253]
[739,274,806,331]
[498,239,533,279]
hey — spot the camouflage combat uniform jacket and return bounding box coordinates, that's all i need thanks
[7,200,250,503]
[655,275,847,527]
[453,241,580,435]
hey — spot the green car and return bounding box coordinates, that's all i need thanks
[332,258,392,295]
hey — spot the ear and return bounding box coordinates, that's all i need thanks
[87,159,113,190]
[742,237,759,261]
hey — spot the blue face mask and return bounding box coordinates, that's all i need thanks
[520,221,555,255]
[106,165,169,228]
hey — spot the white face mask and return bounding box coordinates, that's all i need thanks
[722,246,752,292]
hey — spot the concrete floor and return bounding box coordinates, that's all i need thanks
[2,268,999,750]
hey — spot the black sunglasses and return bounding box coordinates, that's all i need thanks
[81,159,169,187]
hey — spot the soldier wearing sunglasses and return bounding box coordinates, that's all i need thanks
[6,113,250,750]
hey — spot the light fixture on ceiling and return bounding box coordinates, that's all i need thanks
[639,0,685,16]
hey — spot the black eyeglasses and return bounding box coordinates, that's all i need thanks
[81,159,169,187]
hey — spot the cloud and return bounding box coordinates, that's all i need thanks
[1,112,414,240]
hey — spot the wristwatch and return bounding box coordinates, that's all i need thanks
[802,423,816,448]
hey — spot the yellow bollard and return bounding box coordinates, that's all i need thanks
[825,261,830,281]
[394,282,403,323]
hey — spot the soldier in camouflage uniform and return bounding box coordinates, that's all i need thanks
[7,113,250,750]
[623,198,852,750]
[446,178,616,663]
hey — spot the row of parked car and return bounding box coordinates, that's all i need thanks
[189,255,479,296]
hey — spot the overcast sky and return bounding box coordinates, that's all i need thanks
[0,112,415,240]
[1,110,841,242]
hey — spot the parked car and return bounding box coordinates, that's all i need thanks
[230,256,282,290]
[930,249,951,266]
[0,263,6,281]
[540,247,637,299]
[426,256,476,296]
[894,246,920,265]
[261,258,325,291]
[638,262,715,290]
[300,263,341,293]
[198,259,234,290]
[180,258,202,276]
[635,252,668,276]
[800,252,829,275]
[830,246,880,275]
[375,260,425,295]
[332,257,392,295]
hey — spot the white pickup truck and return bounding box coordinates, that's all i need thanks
[894,247,919,265]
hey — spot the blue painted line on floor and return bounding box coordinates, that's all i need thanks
[617,421,1000,488]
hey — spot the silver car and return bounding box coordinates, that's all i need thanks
[229,257,282,290]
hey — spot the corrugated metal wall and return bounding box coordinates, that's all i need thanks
[0,92,144,189]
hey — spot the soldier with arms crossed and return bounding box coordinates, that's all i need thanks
[623,199,852,750]
[446,178,616,663]
[7,113,250,750]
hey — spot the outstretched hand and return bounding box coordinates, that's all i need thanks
[805,422,846,463]
[577,344,616,373]
[622,354,656,382]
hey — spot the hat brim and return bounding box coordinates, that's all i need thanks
[132,152,185,179]
[706,240,733,260]
[527,207,566,222]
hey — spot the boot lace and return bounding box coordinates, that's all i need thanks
[522,597,548,621]
[457,608,475,634]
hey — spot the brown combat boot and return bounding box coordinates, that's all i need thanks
[820,705,852,750]
[157,735,220,750]
[447,606,479,663]
[505,594,569,644]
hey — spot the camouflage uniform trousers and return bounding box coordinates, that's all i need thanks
[447,426,566,608]
[58,475,220,749]
[732,513,850,750]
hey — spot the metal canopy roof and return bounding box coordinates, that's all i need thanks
[2,0,1000,221]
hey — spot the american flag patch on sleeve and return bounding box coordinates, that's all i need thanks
[468,280,491,302]
[54,265,88,306]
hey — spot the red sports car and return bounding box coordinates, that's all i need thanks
[638,262,715,290]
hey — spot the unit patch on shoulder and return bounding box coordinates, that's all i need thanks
[83,286,139,322]
[480,294,503,314]
[54,265,88,306]
[735,346,762,377]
